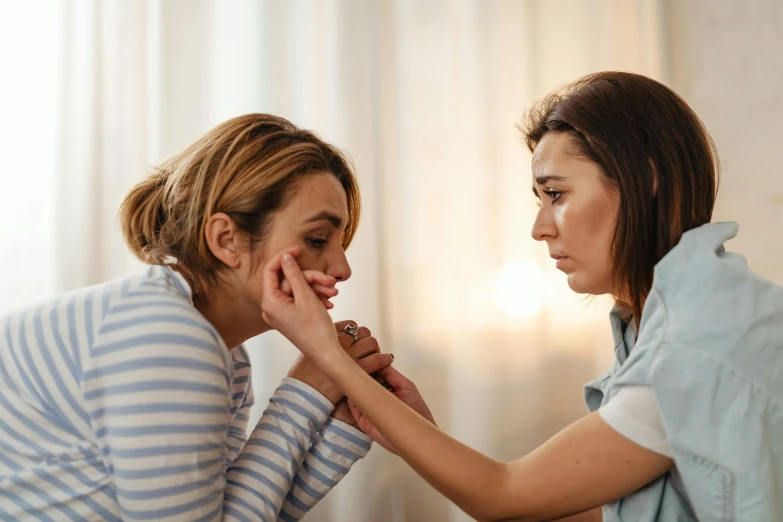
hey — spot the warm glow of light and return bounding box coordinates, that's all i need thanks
[494,260,544,318]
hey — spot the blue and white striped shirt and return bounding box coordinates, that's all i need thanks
[0,265,371,521]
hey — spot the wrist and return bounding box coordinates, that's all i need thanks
[312,340,351,378]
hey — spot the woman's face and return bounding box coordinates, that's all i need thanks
[203,171,352,344]
[530,132,619,296]
[257,172,353,284]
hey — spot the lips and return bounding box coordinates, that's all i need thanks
[550,254,568,270]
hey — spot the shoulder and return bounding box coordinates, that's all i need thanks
[614,222,783,386]
[648,222,783,356]
[90,266,227,365]
[651,222,747,313]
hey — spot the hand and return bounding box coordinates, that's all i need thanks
[260,247,341,362]
[348,366,436,454]
[280,269,339,310]
[288,320,393,405]
[331,399,358,429]
[329,320,395,426]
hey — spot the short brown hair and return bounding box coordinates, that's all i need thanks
[519,72,719,321]
[119,114,361,281]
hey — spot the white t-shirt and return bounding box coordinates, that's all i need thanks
[599,385,674,458]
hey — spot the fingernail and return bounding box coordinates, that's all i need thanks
[282,252,294,264]
[389,353,395,362]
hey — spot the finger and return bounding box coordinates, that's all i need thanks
[347,399,363,423]
[356,353,394,375]
[262,246,302,302]
[335,325,372,351]
[336,332,354,350]
[302,270,337,288]
[347,336,381,359]
[374,374,394,390]
[280,280,337,299]
[347,399,368,428]
[334,319,359,350]
[280,251,315,299]
[320,296,334,309]
[311,284,338,298]
[337,330,373,352]
[375,365,411,389]
[355,326,371,341]
[334,320,357,332]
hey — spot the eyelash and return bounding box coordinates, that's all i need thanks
[540,190,562,206]
[306,237,328,250]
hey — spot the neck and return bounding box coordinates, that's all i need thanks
[174,265,272,349]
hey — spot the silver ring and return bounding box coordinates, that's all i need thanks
[344,323,359,342]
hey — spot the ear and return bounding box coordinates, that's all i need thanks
[204,212,243,269]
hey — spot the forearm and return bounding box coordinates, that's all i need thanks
[225,378,335,521]
[278,418,371,521]
[325,350,509,521]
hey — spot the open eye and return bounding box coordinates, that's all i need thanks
[542,190,562,205]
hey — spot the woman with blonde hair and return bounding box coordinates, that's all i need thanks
[0,114,395,521]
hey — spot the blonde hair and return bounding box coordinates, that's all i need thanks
[119,114,361,280]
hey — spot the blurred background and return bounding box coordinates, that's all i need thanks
[1,0,781,520]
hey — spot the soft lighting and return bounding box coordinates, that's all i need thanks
[494,260,544,318]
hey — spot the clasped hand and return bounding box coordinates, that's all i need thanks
[263,247,436,448]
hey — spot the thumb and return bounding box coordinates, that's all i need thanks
[347,399,365,425]
[375,365,412,389]
[280,252,311,298]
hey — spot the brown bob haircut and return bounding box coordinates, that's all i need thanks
[519,71,719,321]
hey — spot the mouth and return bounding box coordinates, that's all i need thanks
[550,254,568,270]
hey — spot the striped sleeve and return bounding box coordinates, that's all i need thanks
[86,294,341,521]
[278,416,372,522]
[225,358,254,468]
[224,378,334,521]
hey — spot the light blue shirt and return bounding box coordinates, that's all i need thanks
[585,222,783,521]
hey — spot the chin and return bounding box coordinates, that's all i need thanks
[566,273,610,296]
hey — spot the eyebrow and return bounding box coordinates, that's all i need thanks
[531,175,567,197]
[303,211,344,229]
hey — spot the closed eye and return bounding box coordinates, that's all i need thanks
[306,238,328,250]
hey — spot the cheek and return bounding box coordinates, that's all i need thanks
[292,248,324,272]
[560,201,615,263]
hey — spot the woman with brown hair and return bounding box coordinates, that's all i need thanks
[262,72,783,521]
[0,114,397,521]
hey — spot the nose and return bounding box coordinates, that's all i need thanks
[326,248,352,282]
[531,206,557,242]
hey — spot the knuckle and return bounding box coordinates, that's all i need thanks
[357,326,372,337]
[337,332,353,348]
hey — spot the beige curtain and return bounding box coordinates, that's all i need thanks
[51,1,664,520]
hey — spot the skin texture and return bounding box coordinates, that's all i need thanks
[256,134,676,521]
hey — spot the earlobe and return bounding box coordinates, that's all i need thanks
[204,212,242,268]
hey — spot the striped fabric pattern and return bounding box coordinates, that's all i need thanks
[0,265,371,521]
